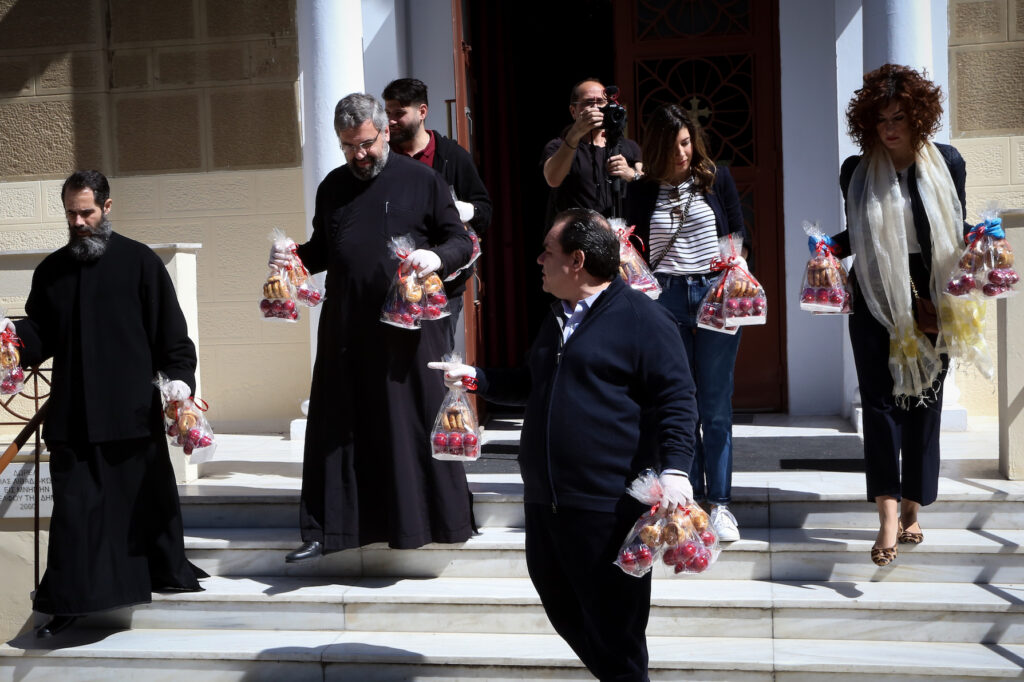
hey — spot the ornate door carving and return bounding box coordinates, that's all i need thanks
[614,0,785,411]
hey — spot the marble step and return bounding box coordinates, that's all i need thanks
[2,629,1023,681]
[179,472,1024,530]
[87,576,1024,644]
[184,526,1024,583]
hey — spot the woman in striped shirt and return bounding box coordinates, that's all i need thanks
[625,104,750,542]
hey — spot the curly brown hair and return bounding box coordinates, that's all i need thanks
[641,104,716,192]
[846,63,944,153]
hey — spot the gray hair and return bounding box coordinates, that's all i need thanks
[334,93,388,133]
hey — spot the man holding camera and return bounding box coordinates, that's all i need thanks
[542,79,642,221]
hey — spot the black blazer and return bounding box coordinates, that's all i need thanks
[624,165,752,270]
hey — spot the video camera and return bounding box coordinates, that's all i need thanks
[600,86,627,148]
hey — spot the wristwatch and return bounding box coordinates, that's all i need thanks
[633,170,642,182]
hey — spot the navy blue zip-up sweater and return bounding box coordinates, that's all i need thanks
[473,277,698,512]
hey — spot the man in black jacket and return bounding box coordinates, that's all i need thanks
[432,208,697,682]
[383,78,492,345]
[2,170,205,638]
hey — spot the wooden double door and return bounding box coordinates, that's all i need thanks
[465,0,786,411]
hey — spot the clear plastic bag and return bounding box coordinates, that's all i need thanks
[799,221,852,314]
[155,373,217,463]
[611,219,661,299]
[430,353,481,461]
[697,234,766,332]
[381,236,451,329]
[443,188,482,282]
[946,210,1019,300]
[0,315,25,396]
[615,469,721,577]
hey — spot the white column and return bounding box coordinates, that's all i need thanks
[862,0,933,74]
[294,0,364,438]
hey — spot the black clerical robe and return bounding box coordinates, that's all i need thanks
[295,152,475,552]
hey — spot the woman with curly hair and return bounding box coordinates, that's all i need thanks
[812,64,990,566]
[625,103,750,541]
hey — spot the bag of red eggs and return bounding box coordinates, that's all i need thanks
[696,234,766,333]
[799,221,852,314]
[430,353,481,461]
[155,373,217,464]
[0,314,26,396]
[945,210,1019,300]
[615,469,721,577]
[258,229,324,322]
[610,218,661,300]
[381,235,451,330]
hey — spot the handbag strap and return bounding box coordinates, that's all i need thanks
[650,185,697,272]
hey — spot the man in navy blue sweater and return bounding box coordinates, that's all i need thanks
[432,208,697,681]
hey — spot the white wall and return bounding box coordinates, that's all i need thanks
[780,0,847,415]
[362,0,408,102]
[407,0,457,139]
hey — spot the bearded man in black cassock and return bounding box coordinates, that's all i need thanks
[3,170,206,638]
[273,93,476,563]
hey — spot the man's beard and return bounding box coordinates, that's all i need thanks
[350,143,389,181]
[389,121,417,146]
[68,215,112,262]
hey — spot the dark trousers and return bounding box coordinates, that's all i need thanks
[524,502,651,682]
[849,307,946,506]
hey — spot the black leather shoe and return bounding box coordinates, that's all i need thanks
[36,615,79,639]
[285,541,322,563]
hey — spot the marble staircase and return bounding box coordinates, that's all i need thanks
[2,419,1023,680]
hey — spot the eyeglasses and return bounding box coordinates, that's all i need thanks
[340,129,381,155]
[573,98,608,108]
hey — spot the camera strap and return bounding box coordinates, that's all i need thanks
[650,184,697,271]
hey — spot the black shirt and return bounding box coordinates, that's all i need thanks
[541,133,641,222]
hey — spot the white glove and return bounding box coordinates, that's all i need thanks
[454,200,475,223]
[658,472,693,511]
[269,239,295,269]
[162,380,191,402]
[1,318,14,335]
[427,361,476,389]
[406,249,442,276]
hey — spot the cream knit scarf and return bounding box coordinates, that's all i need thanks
[846,142,991,405]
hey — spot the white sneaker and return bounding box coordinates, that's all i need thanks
[710,505,740,542]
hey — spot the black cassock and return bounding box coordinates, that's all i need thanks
[296,153,476,552]
[16,233,206,616]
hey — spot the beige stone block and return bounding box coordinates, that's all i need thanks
[254,168,305,214]
[0,57,33,95]
[108,176,161,217]
[0,0,102,52]
[250,39,299,81]
[198,214,283,300]
[209,85,300,169]
[109,0,196,45]
[205,0,295,39]
[0,227,68,252]
[952,45,1024,135]
[0,183,40,225]
[1011,135,1024,183]
[965,185,1024,223]
[41,181,66,221]
[0,98,106,178]
[38,51,104,92]
[112,51,150,89]
[949,0,1007,45]
[161,173,252,214]
[1014,0,1024,39]
[200,342,310,429]
[955,136,1011,185]
[199,300,260,342]
[114,93,203,173]
[157,45,247,86]
[115,220,204,247]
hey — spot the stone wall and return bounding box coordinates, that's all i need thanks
[949,0,1024,415]
[0,0,308,432]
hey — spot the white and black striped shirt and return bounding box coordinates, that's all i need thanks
[649,179,719,275]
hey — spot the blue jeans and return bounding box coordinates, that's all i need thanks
[655,273,741,505]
